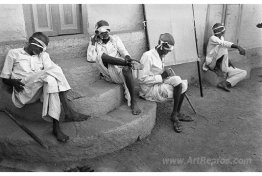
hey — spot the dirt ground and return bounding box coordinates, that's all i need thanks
[1,68,262,172]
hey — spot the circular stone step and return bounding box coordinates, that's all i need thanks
[0,99,156,163]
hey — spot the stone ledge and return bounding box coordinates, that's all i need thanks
[0,79,124,121]
[0,99,156,163]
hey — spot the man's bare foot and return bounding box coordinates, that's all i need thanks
[53,129,69,143]
[173,120,182,133]
[131,103,141,115]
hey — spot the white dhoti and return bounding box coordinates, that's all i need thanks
[12,65,71,122]
[140,76,188,102]
[96,54,131,106]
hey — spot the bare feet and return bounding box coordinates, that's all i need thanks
[171,114,182,133]
[173,120,182,133]
[131,103,141,115]
[53,129,69,143]
[53,119,69,143]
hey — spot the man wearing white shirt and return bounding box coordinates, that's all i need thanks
[87,20,142,115]
[203,23,247,92]
[1,32,90,142]
[138,33,193,133]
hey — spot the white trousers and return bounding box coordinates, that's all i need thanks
[226,67,247,87]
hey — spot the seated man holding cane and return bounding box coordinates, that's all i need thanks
[1,32,90,143]
[87,20,143,115]
[202,23,247,92]
[138,33,193,133]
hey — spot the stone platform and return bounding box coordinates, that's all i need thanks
[0,99,156,163]
[0,34,157,164]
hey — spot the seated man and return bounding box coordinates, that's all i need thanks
[138,33,193,133]
[1,32,89,143]
[203,23,247,92]
[87,20,142,115]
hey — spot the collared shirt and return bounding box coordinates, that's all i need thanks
[87,35,129,62]
[205,35,233,65]
[138,48,165,85]
[0,48,55,80]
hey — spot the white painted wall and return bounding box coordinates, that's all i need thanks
[86,4,144,35]
[193,4,208,57]
[0,5,26,42]
[238,4,262,49]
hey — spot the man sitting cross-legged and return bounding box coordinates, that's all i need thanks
[138,33,194,133]
[1,32,90,143]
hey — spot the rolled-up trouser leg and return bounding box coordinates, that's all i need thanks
[226,67,247,87]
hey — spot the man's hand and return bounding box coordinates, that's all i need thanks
[256,23,262,28]
[166,68,176,77]
[161,71,169,80]
[9,79,25,92]
[91,34,100,45]
[238,46,246,56]
[124,55,143,70]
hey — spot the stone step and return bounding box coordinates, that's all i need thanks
[0,99,156,163]
[0,55,125,120]
[54,57,100,86]
[0,79,124,121]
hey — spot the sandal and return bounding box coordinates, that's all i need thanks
[177,113,194,122]
[173,120,182,133]
[217,82,230,92]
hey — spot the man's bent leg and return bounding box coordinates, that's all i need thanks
[171,83,182,133]
[122,66,141,115]
[53,118,69,143]
[59,91,91,121]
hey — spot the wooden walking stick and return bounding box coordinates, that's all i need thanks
[0,108,48,149]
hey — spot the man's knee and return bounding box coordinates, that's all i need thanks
[174,83,182,92]
[45,75,57,86]
[167,76,182,86]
